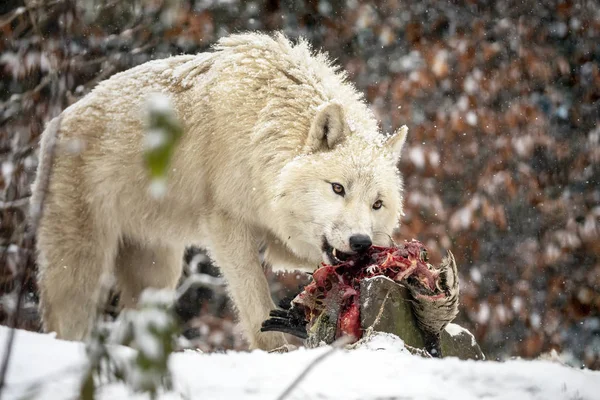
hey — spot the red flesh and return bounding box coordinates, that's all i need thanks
[294,239,439,341]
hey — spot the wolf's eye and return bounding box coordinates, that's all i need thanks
[372,200,383,210]
[331,183,345,196]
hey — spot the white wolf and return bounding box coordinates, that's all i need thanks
[32,32,408,350]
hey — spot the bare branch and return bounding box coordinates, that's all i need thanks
[0,0,62,28]
[0,115,62,394]
[0,245,31,257]
[0,198,30,210]
[0,75,52,110]
[0,6,27,28]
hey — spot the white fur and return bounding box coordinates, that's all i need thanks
[32,33,408,350]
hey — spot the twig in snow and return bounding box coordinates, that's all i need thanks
[404,343,433,358]
[276,335,354,400]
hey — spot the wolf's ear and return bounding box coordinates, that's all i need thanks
[386,125,408,158]
[307,102,346,151]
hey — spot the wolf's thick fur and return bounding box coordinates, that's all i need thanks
[32,33,408,350]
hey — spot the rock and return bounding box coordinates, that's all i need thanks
[442,323,485,360]
[360,276,484,360]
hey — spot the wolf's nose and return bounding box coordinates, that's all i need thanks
[349,234,372,253]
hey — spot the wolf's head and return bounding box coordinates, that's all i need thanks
[272,102,408,267]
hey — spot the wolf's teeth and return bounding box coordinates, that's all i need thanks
[332,248,337,258]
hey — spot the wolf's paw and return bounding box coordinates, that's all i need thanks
[268,344,299,353]
[252,331,288,351]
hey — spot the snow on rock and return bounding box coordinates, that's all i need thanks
[355,331,408,353]
[1,326,599,399]
[445,323,477,347]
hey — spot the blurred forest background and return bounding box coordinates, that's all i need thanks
[0,0,598,369]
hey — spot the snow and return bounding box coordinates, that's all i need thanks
[131,309,171,360]
[477,302,491,324]
[1,326,599,399]
[450,206,473,231]
[431,50,448,77]
[391,50,424,73]
[408,146,425,169]
[146,93,174,114]
[469,267,482,284]
[463,75,478,94]
[145,128,168,150]
[428,150,440,167]
[445,324,477,347]
[149,178,168,199]
[2,161,14,184]
[512,297,524,313]
[466,111,478,126]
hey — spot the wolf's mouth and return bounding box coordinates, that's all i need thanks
[322,239,353,265]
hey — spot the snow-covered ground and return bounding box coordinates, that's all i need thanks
[1,326,599,400]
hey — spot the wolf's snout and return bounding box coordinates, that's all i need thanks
[349,234,372,253]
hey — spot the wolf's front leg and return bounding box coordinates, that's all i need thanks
[207,214,286,350]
